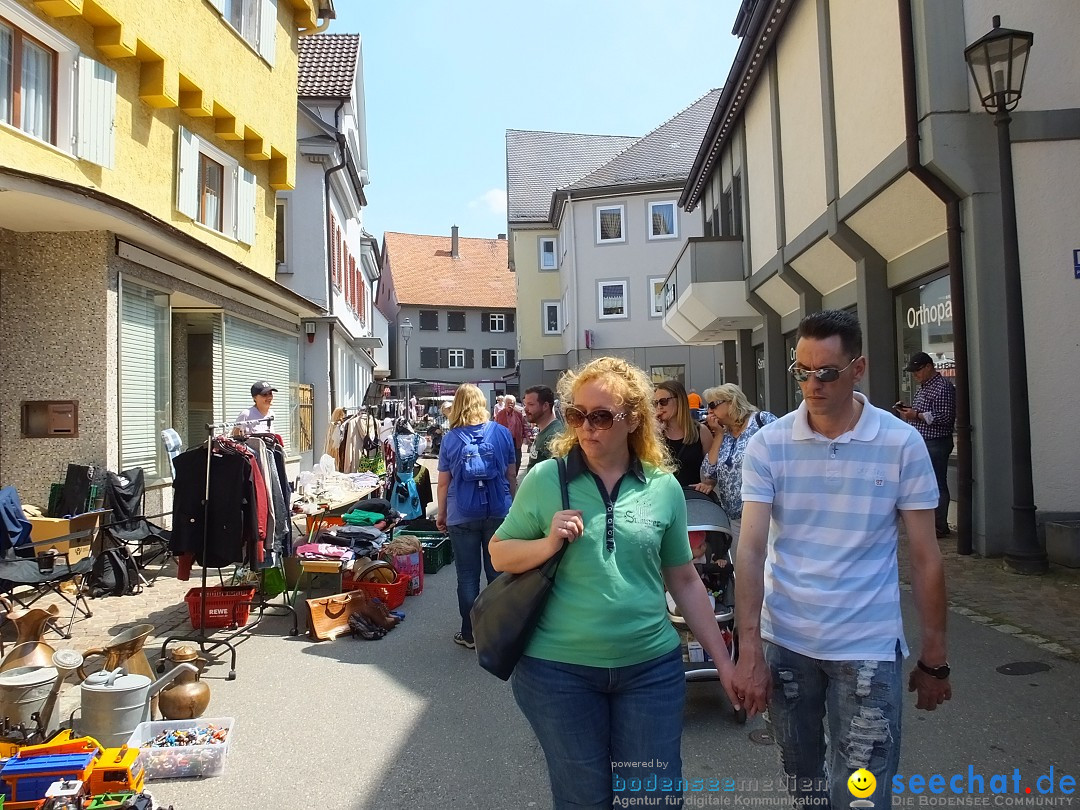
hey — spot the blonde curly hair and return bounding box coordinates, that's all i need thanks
[550,356,673,472]
[449,383,490,428]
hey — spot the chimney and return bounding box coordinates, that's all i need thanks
[451,225,459,258]
[497,233,506,240]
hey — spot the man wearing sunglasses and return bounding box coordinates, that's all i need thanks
[732,310,951,810]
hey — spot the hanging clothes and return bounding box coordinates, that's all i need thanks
[388,431,423,520]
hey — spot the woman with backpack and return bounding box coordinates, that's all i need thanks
[436,384,517,649]
[693,383,777,558]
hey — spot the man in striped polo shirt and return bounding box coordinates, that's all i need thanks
[896,353,957,538]
[732,310,951,810]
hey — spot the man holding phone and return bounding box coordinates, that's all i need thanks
[896,352,956,538]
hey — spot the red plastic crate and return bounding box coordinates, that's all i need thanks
[184,586,257,629]
[350,576,407,610]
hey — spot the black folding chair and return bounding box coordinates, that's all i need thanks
[101,468,172,582]
[0,528,95,640]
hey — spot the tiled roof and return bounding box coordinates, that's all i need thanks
[505,130,639,222]
[383,232,514,309]
[298,34,359,97]
[565,89,723,191]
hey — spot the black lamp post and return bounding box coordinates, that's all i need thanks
[400,317,413,419]
[964,16,1047,573]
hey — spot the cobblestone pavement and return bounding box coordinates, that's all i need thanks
[898,533,1080,660]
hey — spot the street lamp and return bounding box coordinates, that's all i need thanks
[964,16,1046,573]
[400,317,413,420]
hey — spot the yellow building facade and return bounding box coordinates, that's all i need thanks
[0,0,333,510]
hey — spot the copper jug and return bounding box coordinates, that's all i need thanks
[156,644,211,720]
[77,623,157,716]
[0,598,59,675]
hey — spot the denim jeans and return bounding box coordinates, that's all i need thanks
[764,640,903,810]
[512,648,685,810]
[448,517,502,640]
[924,436,953,532]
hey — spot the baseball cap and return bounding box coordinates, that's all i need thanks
[251,381,278,396]
[903,352,933,372]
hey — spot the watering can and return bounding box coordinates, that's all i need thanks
[78,663,197,747]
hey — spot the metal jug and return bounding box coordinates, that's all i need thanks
[78,663,197,748]
[0,665,58,731]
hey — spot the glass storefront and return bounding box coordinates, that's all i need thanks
[784,331,803,412]
[896,271,953,405]
[754,345,765,410]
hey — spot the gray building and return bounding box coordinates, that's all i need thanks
[507,90,729,393]
[377,228,516,394]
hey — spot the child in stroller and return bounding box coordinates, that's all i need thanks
[667,488,745,722]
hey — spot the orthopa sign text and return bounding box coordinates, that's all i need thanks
[907,298,952,329]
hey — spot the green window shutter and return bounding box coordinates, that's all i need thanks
[438,348,449,368]
[481,312,490,332]
[481,349,490,368]
[223,316,299,453]
[120,282,170,479]
[507,350,516,368]
[506,312,515,333]
[466,349,475,369]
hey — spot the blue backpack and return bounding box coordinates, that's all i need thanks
[454,423,507,519]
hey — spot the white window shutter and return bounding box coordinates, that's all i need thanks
[176,127,200,219]
[236,167,257,245]
[257,0,277,63]
[75,54,116,169]
[207,0,225,14]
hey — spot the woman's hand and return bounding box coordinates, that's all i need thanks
[548,510,585,545]
[691,481,715,495]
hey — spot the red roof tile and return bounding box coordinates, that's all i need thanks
[383,232,513,309]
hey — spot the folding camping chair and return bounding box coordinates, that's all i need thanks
[0,487,95,640]
[101,468,171,584]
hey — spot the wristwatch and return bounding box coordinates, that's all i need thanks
[917,659,951,679]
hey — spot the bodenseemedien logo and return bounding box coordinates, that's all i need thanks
[849,769,877,808]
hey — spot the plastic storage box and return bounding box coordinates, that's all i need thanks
[408,531,454,574]
[127,717,235,780]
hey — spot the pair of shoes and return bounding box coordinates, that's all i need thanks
[453,632,475,649]
[936,528,953,538]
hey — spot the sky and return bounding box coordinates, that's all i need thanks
[328,1,743,243]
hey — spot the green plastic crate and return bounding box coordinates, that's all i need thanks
[401,531,453,574]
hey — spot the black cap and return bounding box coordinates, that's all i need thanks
[251,381,278,396]
[903,352,933,372]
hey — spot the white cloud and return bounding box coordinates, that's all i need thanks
[469,188,507,218]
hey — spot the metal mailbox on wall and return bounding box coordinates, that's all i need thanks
[21,401,79,438]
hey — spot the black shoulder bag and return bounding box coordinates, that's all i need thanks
[471,457,570,681]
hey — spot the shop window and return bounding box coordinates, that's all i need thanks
[447,311,466,332]
[648,201,677,240]
[598,280,628,320]
[896,273,954,405]
[419,310,438,331]
[596,204,625,244]
[120,282,171,480]
[649,365,685,386]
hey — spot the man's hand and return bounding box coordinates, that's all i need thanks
[908,667,952,710]
[732,643,771,717]
[436,511,447,533]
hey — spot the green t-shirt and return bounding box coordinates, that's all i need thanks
[494,451,692,668]
[529,418,564,466]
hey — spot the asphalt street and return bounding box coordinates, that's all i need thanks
[143,561,1080,810]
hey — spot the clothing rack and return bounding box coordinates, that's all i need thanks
[157,417,297,680]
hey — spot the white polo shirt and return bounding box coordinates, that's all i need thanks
[234,406,275,436]
[741,392,938,661]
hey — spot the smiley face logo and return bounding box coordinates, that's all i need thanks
[848,769,876,798]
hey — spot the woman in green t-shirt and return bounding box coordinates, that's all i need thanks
[491,357,740,809]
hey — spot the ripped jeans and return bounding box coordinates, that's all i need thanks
[763,640,903,810]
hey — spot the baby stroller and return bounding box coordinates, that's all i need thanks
[668,488,745,723]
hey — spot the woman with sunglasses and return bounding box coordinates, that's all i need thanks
[490,357,740,809]
[653,379,711,489]
[694,383,777,558]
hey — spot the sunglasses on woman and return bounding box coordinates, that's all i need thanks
[563,406,629,430]
[787,356,860,383]
[706,399,727,410]
[653,396,674,408]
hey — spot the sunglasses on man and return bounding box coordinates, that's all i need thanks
[787,356,860,383]
[563,406,629,430]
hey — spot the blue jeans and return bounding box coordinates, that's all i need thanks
[448,517,502,640]
[512,648,685,810]
[764,640,903,810]
[924,436,953,533]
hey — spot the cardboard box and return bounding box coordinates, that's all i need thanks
[27,510,105,559]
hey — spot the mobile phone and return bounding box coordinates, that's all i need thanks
[894,401,908,410]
